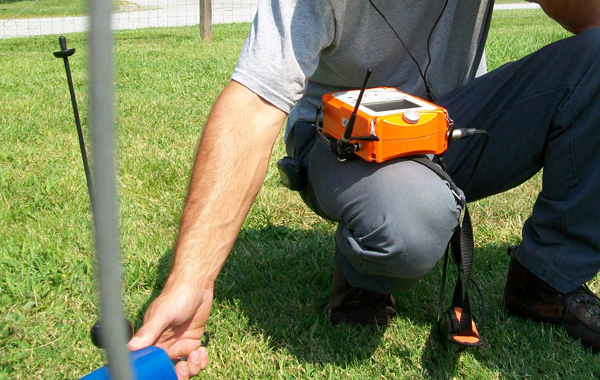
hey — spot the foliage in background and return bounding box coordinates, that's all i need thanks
[2,8,599,380]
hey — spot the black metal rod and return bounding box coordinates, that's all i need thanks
[54,36,95,207]
[341,68,373,143]
[337,69,372,158]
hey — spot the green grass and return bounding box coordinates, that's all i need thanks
[1,9,598,380]
[0,0,140,19]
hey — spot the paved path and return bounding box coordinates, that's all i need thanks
[1,1,539,39]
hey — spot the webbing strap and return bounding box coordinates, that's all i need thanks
[409,156,465,208]
[315,127,337,155]
[439,206,484,347]
[409,157,484,348]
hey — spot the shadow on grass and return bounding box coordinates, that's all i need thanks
[132,247,174,328]
[134,227,600,378]
[214,224,388,368]
[131,223,387,368]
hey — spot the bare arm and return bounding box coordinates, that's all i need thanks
[172,80,285,291]
[536,0,600,34]
[128,80,287,379]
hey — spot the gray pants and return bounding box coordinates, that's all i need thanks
[292,27,600,295]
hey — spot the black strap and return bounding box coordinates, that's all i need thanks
[409,156,465,208]
[409,156,484,348]
[315,127,338,156]
[437,206,485,348]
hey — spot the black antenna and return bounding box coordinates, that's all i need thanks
[54,36,95,212]
[337,69,372,158]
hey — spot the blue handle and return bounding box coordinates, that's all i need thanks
[80,346,176,380]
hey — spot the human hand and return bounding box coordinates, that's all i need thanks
[127,281,214,379]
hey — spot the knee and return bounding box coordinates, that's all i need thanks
[338,215,455,283]
[370,206,456,280]
[338,166,461,281]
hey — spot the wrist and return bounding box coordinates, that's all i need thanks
[163,269,215,294]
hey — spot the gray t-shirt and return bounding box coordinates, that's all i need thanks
[231,0,493,138]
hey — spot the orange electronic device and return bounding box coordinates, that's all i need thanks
[321,87,452,163]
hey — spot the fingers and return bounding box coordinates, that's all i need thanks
[175,361,190,380]
[126,315,168,351]
[125,285,214,377]
[166,336,204,359]
[175,348,209,380]
[187,347,209,376]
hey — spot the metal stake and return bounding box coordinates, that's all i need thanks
[54,36,95,208]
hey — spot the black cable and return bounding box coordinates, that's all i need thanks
[424,0,450,101]
[367,0,449,101]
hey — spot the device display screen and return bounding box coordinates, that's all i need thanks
[362,99,420,113]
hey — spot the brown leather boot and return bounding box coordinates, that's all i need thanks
[328,254,395,326]
[504,246,600,352]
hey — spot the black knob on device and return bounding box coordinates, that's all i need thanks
[90,319,135,348]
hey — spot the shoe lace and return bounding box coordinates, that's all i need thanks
[344,289,390,309]
[567,285,600,327]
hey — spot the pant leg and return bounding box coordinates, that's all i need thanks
[298,139,462,294]
[439,27,600,293]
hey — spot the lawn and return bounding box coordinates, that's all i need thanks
[2,8,599,380]
[0,0,142,19]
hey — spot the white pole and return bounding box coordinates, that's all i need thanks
[88,0,133,378]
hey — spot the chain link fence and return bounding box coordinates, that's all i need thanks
[0,0,259,38]
[1,1,540,39]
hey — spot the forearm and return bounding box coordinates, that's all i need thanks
[536,0,600,33]
[167,81,286,290]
